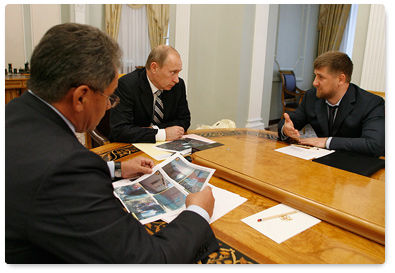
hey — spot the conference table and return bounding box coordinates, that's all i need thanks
[91,128,385,264]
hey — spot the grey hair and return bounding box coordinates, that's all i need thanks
[28,23,122,103]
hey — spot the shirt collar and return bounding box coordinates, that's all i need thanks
[146,74,160,94]
[326,97,342,107]
[28,90,76,133]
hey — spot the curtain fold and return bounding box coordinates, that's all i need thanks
[118,4,151,73]
[127,4,145,9]
[105,4,122,41]
[146,4,170,49]
[105,3,170,71]
[317,4,351,56]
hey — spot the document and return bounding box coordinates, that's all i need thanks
[275,145,334,160]
[162,184,248,224]
[133,134,221,161]
[133,141,172,161]
[113,153,215,225]
[154,134,219,155]
[241,204,321,244]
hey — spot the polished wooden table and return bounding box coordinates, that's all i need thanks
[91,129,385,264]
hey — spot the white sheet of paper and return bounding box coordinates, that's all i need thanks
[182,134,216,144]
[208,184,247,224]
[241,204,321,244]
[275,145,334,160]
[162,184,247,224]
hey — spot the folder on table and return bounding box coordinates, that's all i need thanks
[312,150,385,176]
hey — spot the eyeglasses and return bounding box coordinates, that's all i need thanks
[95,91,120,108]
[71,84,121,108]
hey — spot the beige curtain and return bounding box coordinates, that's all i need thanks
[105,4,169,49]
[146,4,170,49]
[317,4,351,56]
[105,4,122,41]
[127,4,144,9]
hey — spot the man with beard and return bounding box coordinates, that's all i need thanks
[277,51,384,158]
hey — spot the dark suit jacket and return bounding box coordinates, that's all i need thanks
[5,92,218,263]
[278,83,385,158]
[109,68,191,143]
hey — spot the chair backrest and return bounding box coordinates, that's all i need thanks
[88,109,111,148]
[366,90,385,100]
[96,109,111,139]
[280,70,298,99]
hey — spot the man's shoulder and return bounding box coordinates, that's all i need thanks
[119,68,145,83]
[116,69,148,95]
[302,87,319,102]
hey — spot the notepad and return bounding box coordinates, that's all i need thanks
[242,204,321,244]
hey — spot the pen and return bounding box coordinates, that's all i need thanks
[257,210,299,222]
[291,144,318,150]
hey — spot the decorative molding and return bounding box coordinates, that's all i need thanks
[245,5,269,130]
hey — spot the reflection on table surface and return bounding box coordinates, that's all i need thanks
[91,128,385,264]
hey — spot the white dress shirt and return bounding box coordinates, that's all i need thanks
[147,75,166,142]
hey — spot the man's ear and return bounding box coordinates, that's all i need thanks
[72,85,89,113]
[338,73,347,86]
[151,62,158,72]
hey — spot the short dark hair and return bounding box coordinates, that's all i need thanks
[28,23,122,103]
[313,51,353,82]
[145,45,179,70]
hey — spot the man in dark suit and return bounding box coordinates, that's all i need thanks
[5,23,218,263]
[278,51,384,158]
[109,45,190,143]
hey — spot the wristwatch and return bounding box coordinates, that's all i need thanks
[114,162,122,178]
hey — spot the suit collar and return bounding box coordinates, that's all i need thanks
[20,91,77,137]
[137,68,155,117]
[314,84,357,136]
[28,90,76,133]
[331,84,356,135]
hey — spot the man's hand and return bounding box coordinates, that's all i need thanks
[121,157,154,178]
[165,126,184,141]
[185,186,215,218]
[298,137,328,149]
[283,113,300,139]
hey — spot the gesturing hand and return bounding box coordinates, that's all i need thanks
[283,113,300,139]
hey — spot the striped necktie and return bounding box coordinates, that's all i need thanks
[152,90,164,126]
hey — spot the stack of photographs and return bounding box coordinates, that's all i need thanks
[113,154,215,224]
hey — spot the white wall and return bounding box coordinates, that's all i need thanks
[270,4,319,121]
[5,5,26,70]
[4,4,104,71]
[187,4,245,129]
[30,5,61,48]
